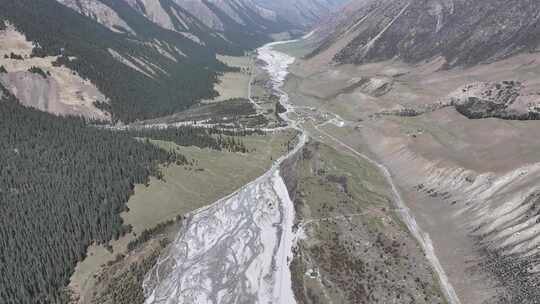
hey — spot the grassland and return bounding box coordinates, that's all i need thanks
[68,130,297,303]
[124,132,296,232]
[203,54,253,103]
[288,141,447,304]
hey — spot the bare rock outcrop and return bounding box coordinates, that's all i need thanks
[56,0,135,35]
[0,23,110,120]
[376,81,540,120]
[448,81,540,120]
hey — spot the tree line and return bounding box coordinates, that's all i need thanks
[0,85,263,303]
[126,126,250,153]
[0,0,224,122]
[0,87,182,304]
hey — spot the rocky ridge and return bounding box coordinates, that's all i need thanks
[310,0,540,68]
[57,0,346,53]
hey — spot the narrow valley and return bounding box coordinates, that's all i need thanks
[3,1,540,304]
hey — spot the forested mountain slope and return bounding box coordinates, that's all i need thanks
[285,1,540,302]
[0,0,224,122]
[59,0,294,53]
[0,84,178,304]
[0,82,252,304]
[0,2,350,303]
[0,0,343,122]
[310,0,540,67]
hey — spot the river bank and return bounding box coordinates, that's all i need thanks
[140,36,454,304]
[142,39,307,304]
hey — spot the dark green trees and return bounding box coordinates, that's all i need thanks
[0,0,223,122]
[0,88,179,304]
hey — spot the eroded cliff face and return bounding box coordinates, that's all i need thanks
[57,0,136,34]
[362,125,540,303]
[280,141,449,304]
[255,0,348,28]
[122,0,274,33]
[56,0,341,54]
[56,0,269,52]
[310,0,540,67]
[0,23,110,120]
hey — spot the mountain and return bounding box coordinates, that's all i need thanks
[285,1,540,303]
[309,0,540,67]
[0,0,343,122]
[305,0,540,120]
[0,0,225,122]
[79,0,296,51]
[255,0,348,28]
[58,0,348,53]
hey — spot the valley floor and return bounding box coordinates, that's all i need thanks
[68,34,540,304]
[283,141,448,304]
[279,38,540,303]
[68,130,296,303]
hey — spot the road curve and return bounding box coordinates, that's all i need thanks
[312,122,461,304]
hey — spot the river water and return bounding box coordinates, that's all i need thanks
[142,41,304,304]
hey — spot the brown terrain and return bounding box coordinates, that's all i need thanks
[0,23,110,120]
[279,26,540,303]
